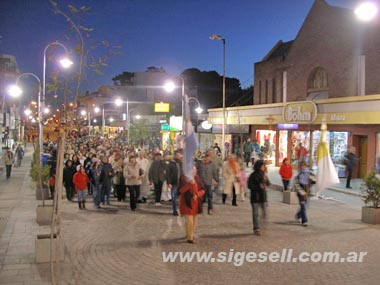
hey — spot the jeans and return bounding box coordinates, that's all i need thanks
[204,185,213,211]
[154,181,163,203]
[128,185,140,210]
[170,184,178,213]
[251,202,266,230]
[101,184,111,204]
[296,200,308,224]
[92,183,102,207]
[282,179,290,191]
[76,189,86,202]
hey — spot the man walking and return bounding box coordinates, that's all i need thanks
[166,150,183,216]
[198,153,217,215]
[148,153,166,206]
[14,144,24,167]
[2,147,15,179]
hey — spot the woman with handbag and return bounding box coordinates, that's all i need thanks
[179,167,205,244]
[295,161,310,227]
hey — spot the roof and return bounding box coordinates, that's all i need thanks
[262,40,294,62]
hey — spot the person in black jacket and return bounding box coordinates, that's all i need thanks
[166,150,183,216]
[100,155,114,205]
[248,160,270,236]
[63,159,76,201]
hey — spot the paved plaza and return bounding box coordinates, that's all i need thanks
[0,145,379,284]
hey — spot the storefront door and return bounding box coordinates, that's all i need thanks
[359,136,368,178]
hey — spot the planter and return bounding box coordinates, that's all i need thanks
[36,186,50,201]
[36,205,53,226]
[361,206,380,224]
[35,234,64,263]
[283,191,299,205]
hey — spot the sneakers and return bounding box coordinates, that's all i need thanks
[302,223,308,227]
[208,210,214,215]
[254,229,261,236]
[155,202,161,206]
[173,211,179,216]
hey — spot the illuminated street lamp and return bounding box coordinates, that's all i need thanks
[42,41,72,148]
[210,33,226,160]
[5,73,40,155]
[115,98,130,143]
[164,77,185,134]
[355,2,378,21]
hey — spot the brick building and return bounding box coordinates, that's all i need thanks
[208,0,380,178]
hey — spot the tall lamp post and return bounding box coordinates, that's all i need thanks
[115,98,129,143]
[163,77,186,135]
[7,73,40,157]
[210,33,226,160]
[42,41,72,152]
[2,81,24,152]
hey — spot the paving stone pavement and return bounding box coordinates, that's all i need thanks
[0,147,379,284]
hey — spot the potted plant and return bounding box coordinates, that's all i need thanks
[30,143,52,225]
[361,171,380,224]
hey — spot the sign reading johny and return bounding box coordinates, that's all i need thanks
[282,101,317,124]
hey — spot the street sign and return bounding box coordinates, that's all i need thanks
[154,102,170,113]
[161,124,170,131]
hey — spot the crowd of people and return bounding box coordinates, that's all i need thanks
[2,132,321,243]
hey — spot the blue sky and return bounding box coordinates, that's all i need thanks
[0,0,360,94]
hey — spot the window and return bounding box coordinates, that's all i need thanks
[307,67,329,100]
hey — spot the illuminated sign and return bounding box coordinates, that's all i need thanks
[161,124,170,131]
[169,116,182,131]
[154,102,170,113]
[282,101,317,124]
[277,124,299,130]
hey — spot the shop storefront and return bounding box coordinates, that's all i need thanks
[208,95,380,178]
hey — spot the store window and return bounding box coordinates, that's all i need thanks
[278,130,288,164]
[311,131,348,175]
[256,130,276,165]
[291,131,310,166]
[375,133,380,172]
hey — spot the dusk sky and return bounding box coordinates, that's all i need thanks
[0,0,360,94]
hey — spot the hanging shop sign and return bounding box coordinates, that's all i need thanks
[282,101,317,124]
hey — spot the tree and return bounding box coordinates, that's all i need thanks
[48,1,122,102]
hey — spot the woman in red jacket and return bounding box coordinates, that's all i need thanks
[279,157,293,191]
[73,165,90,210]
[179,168,205,244]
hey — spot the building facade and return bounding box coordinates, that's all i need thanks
[208,0,380,178]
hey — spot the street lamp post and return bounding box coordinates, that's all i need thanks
[6,73,41,158]
[42,41,72,152]
[210,34,226,160]
[115,98,129,143]
[163,77,186,136]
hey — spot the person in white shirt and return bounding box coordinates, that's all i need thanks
[137,150,151,203]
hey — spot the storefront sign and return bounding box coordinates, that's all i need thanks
[282,101,317,124]
[277,123,299,129]
[154,102,170,113]
[330,114,345,121]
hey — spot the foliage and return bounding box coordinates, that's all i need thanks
[30,163,51,187]
[48,0,122,103]
[129,121,149,145]
[362,171,380,208]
